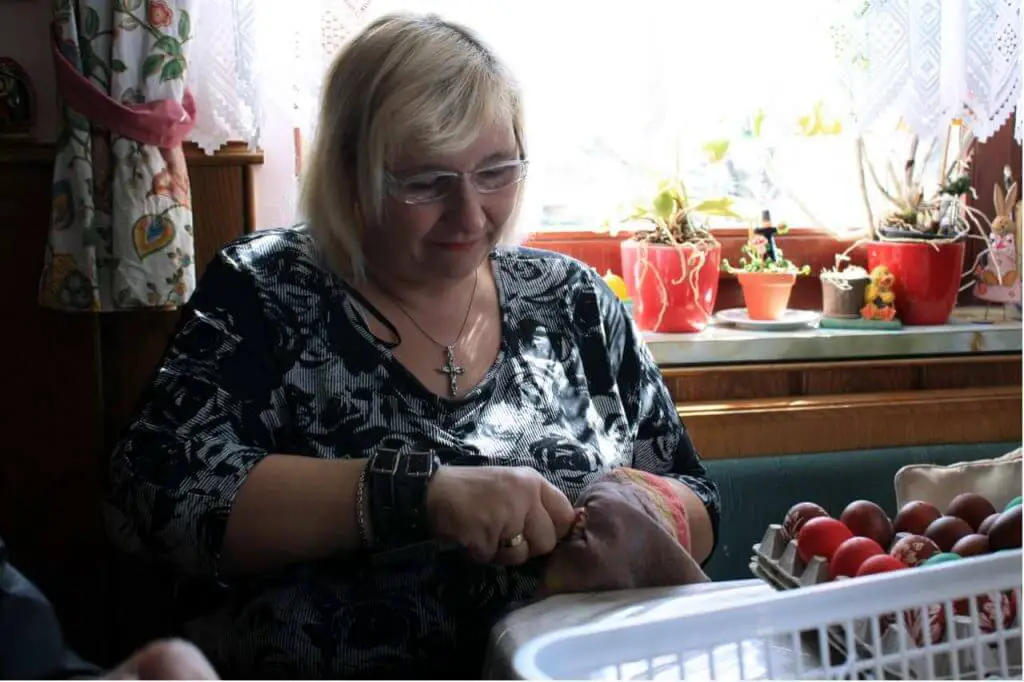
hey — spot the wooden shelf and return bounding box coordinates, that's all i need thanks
[669,354,1022,459]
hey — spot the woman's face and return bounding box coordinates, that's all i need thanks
[365,121,521,287]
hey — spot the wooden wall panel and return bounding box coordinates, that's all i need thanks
[665,355,1022,459]
[0,141,261,664]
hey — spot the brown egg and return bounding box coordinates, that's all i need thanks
[951,533,990,557]
[893,500,942,536]
[890,533,941,567]
[989,505,1023,551]
[978,512,1001,536]
[782,502,829,541]
[925,515,974,552]
[840,500,894,548]
[947,493,997,531]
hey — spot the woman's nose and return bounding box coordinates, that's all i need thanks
[449,175,486,231]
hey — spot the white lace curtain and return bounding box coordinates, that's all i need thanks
[184,0,1022,230]
[837,0,1021,143]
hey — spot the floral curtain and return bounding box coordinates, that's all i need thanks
[40,0,197,312]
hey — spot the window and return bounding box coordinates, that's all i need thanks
[358,0,917,236]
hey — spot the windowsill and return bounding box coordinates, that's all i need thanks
[645,309,1022,366]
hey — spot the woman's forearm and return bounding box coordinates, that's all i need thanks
[221,454,368,576]
[664,479,714,564]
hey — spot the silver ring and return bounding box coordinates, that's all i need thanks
[499,533,524,549]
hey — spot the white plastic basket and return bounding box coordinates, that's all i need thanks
[513,549,1023,680]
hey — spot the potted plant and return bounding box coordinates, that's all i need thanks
[857,128,988,325]
[619,179,740,333]
[721,214,811,320]
[820,256,871,319]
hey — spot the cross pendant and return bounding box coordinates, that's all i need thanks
[437,345,465,398]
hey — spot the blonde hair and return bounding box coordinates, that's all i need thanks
[300,12,527,281]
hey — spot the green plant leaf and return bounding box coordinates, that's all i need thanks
[652,188,676,222]
[120,14,140,30]
[178,9,191,40]
[155,36,183,56]
[160,57,185,82]
[702,139,730,163]
[142,54,165,79]
[752,109,766,137]
[84,6,100,38]
[691,198,742,218]
[110,59,128,73]
[126,0,144,10]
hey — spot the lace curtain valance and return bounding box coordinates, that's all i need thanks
[838,0,1021,143]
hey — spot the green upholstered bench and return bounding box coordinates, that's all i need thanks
[703,441,1021,581]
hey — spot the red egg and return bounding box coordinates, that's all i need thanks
[856,554,908,577]
[798,517,854,564]
[978,512,1001,536]
[925,515,973,552]
[840,500,894,548]
[782,502,830,541]
[946,493,997,531]
[890,534,941,567]
[893,500,942,536]
[950,533,990,557]
[830,536,885,579]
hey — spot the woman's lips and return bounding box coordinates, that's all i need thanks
[433,241,477,252]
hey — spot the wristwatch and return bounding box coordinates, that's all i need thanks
[366,447,442,548]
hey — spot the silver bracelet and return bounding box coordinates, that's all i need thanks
[356,462,372,548]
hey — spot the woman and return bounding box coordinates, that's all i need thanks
[106,11,720,679]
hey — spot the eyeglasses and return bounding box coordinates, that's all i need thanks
[386,159,529,205]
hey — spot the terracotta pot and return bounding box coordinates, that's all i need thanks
[866,240,966,325]
[736,271,797,320]
[821,275,870,319]
[620,240,721,333]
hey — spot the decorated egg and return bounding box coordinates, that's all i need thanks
[989,505,1023,551]
[797,517,853,564]
[782,502,829,541]
[840,500,894,549]
[925,515,973,552]
[893,500,942,536]
[830,536,885,579]
[946,492,997,531]
[855,554,907,577]
[1004,496,1022,512]
[950,533,990,557]
[954,590,1018,633]
[890,534,941,567]
[900,603,947,646]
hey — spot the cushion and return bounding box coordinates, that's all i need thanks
[894,447,1022,512]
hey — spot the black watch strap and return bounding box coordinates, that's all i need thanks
[366,448,441,548]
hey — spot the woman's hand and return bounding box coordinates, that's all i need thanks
[539,477,709,595]
[425,466,577,566]
[104,639,218,680]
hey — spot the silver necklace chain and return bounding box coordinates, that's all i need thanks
[388,269,479,398]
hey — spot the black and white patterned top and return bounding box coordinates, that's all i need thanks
[105,226,720,679]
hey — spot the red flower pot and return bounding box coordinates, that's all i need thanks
[866,240,966,325]
[620,240,721,333]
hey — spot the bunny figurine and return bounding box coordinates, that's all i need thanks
[974,179,1021,315]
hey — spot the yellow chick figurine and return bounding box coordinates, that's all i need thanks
[861,265,897,321]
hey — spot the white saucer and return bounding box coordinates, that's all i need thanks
[714,308,820,331]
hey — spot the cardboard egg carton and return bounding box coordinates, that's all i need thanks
[749,524,1022,680]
